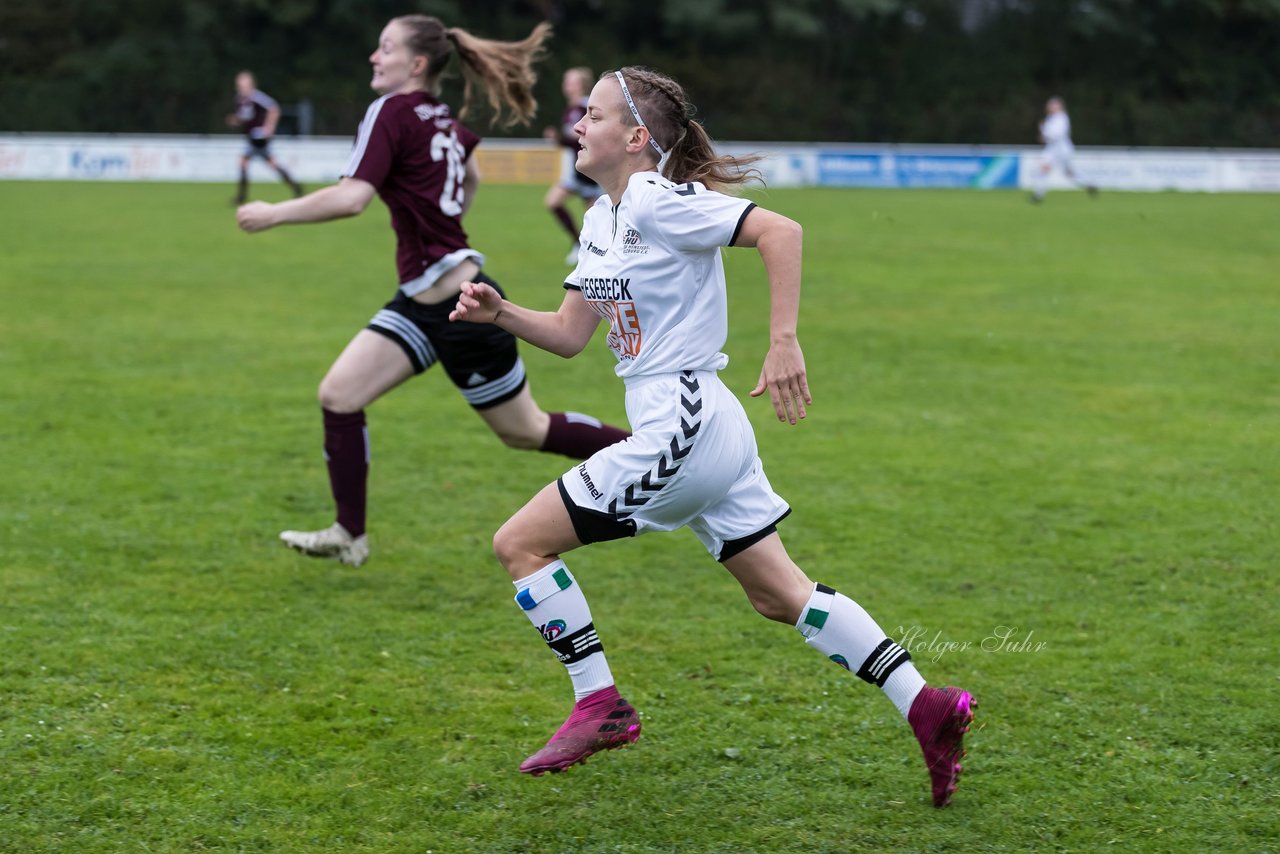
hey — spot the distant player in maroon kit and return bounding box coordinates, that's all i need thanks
[235,16,629,568]
[226,70,303,204]
[543,67,600,264]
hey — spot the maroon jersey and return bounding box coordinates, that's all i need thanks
[557,98,588,149]
[344,92,482,286]
[234,89,278,140]
[557,97,597,187]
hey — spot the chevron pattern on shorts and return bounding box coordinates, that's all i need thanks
[609,372,703,519]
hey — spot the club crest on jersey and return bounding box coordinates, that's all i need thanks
[621,227,649,255]
[540,620,567,642]
[414,103,451,122]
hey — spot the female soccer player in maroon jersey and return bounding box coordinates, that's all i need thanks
[542,67,600,263]
[226,71,303,203]
[236,16,628,568]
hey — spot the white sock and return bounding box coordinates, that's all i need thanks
[1033,169,1049,199]
[796,583,926,720]
[512,560,614,701]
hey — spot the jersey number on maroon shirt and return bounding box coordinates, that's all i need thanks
[430,129,467,217]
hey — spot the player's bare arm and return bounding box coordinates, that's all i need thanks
[263,105,281,139]
[237,177,376,233]
[459,158,480,218]
[451,284,601,359]
[732,206,811,424]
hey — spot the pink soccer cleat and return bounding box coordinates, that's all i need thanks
[908,685,975,807]
[519,685,641,776]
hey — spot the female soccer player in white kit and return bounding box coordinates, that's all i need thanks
[1031,96,1098,202]
[451,67,975,807]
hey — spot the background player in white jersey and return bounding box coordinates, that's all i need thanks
[542,67,600,263]
[1031,96,1098,203]
[234,16,628,568]
[450,66,976,808]
[226,71,303,204]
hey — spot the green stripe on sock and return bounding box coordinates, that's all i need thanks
[553,568,572,590]
[804,608,829,630]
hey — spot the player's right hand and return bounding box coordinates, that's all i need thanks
[236,202,276,233]
[449,281,503,324]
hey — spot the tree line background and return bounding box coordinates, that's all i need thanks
[2,0,1278,147]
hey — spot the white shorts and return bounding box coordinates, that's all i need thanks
[558,370,790,560]
[1041,143,1075,172]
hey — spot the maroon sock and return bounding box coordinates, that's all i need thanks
[322,408,368,538]
[541,411,630,459]
[551,205,579,241]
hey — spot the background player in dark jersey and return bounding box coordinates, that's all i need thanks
[226,70,303,204]
[542,67,600,264]
[235,16,628,567]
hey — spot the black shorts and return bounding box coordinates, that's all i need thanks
[243,137,273,159]
[366,272,526,410]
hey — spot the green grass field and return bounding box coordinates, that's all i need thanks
[1,180,1277,852]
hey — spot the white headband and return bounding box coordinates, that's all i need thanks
[615,71,665,159]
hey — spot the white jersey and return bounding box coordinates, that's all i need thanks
[1040,112,1073,150]
[566,171,756,382]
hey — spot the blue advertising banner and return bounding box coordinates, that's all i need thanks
[816,152,1019,189]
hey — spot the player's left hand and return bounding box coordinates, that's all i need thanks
[236,202,276,233]
[750,338,811,425]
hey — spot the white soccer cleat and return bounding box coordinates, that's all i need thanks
[279,523,369,567]
[565,243,580,265]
